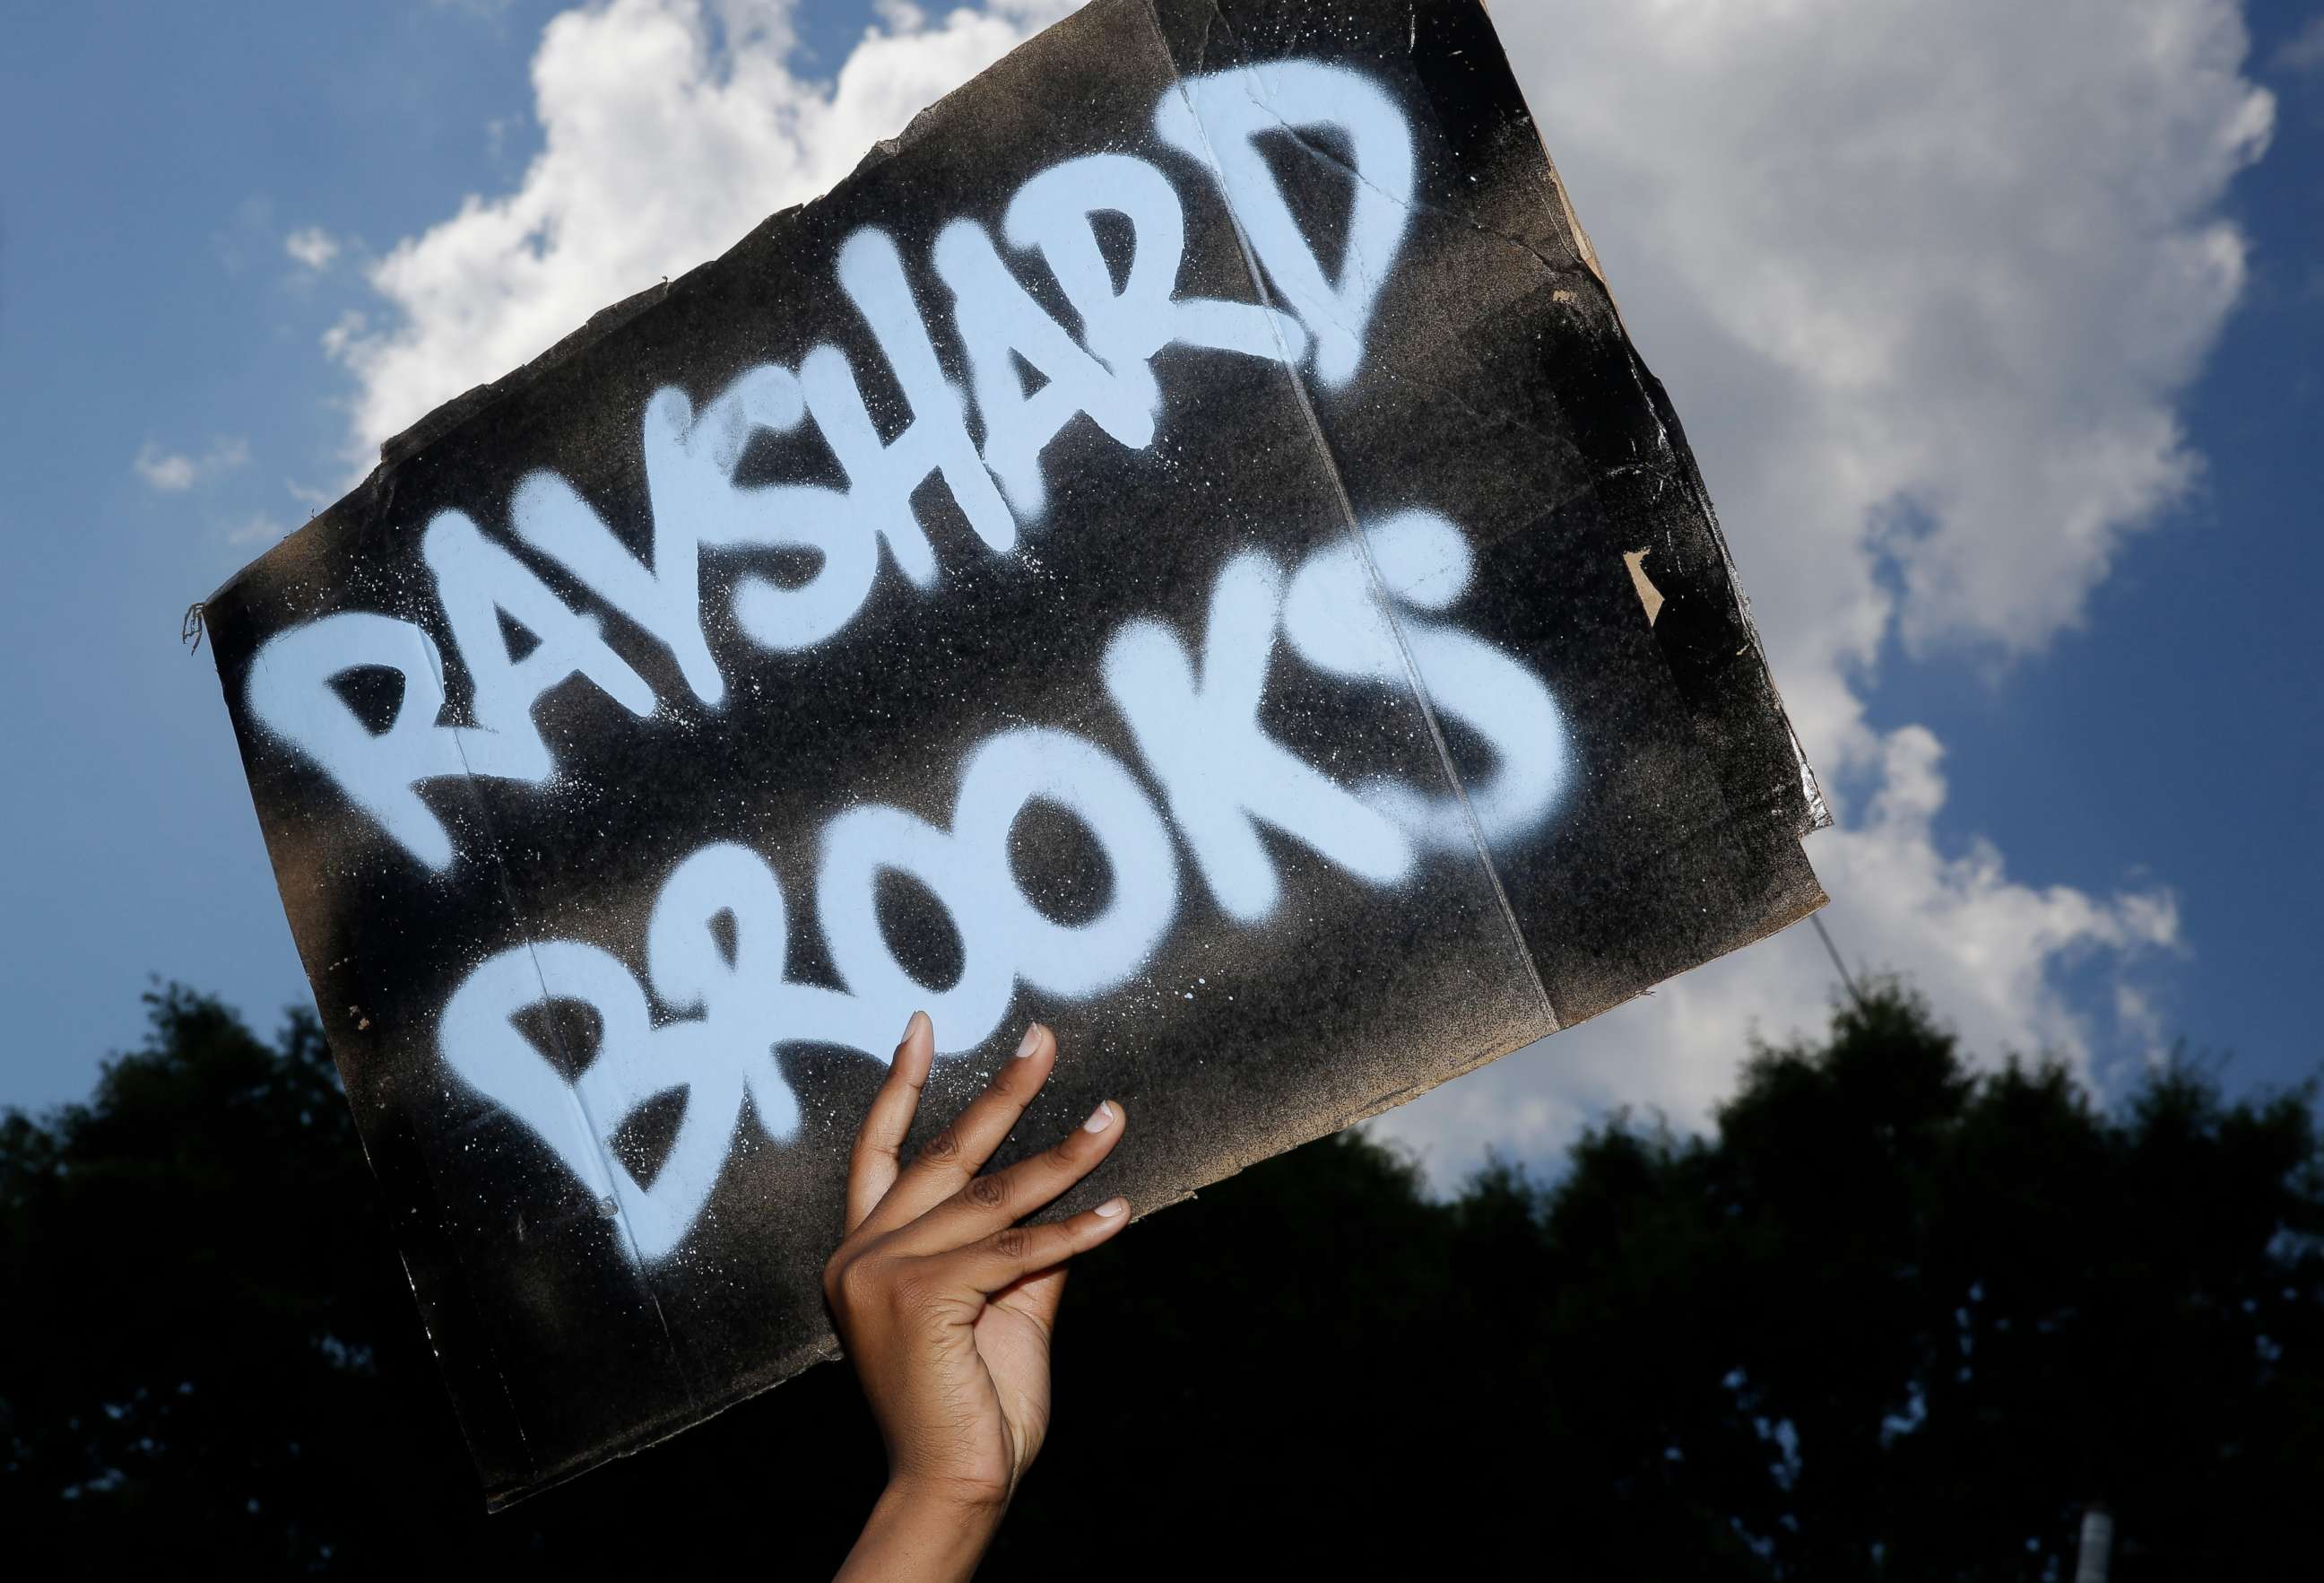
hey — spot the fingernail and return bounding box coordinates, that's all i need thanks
[1013,1023,1044,1060]
[1082,1100,1114,1134]
[904,1010,929,1042]
[1094,1197,1127,1219]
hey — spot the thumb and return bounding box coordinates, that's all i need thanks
[993,1265,1070,1338]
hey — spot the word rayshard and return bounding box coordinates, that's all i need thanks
[204,0,1826,1506]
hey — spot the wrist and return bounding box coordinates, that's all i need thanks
[837,1478,1008,1582]
[884,1468,1015,1518]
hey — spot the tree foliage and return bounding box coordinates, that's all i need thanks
[3,981,2319,1577]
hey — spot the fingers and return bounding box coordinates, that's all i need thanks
[860,1022,1059,1237]
[885,1100,1125,1257]
[845,1012,933,1233]
[932,1196,1132,1296]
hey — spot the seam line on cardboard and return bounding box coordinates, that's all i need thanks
[1152,19,1560,1036]
[424,625,702,1443]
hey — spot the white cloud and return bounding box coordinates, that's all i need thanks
[323,0,2265,1182]
[328,0,1078,474]
[134,445,198,492]
[1492,0,2268,674]
[319,309,369,362]
[2276,17,2324,74]
[284,227,343,272]
[134,436,250,493]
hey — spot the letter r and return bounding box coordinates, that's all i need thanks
[245,613,473,872]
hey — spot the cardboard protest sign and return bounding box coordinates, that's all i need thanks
[204,0,1826,1504]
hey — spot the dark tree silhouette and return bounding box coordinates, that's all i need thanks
[3,981,2318,1578]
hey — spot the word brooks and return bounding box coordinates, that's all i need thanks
[440,515,1570,1263]
[246,60,1419,873]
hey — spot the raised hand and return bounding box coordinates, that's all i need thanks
[828,1013,1130,1580]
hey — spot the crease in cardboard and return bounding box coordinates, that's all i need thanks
[1147,1,1561,1039]
[422,614,703,1481]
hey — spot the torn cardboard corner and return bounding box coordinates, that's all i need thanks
[201,0,1824,1507]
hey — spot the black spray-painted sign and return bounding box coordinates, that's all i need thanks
[206,0,1825,1504]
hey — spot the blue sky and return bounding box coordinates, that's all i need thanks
[0,0,2315,1170]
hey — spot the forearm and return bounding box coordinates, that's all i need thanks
[835,1482,1007,1582]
